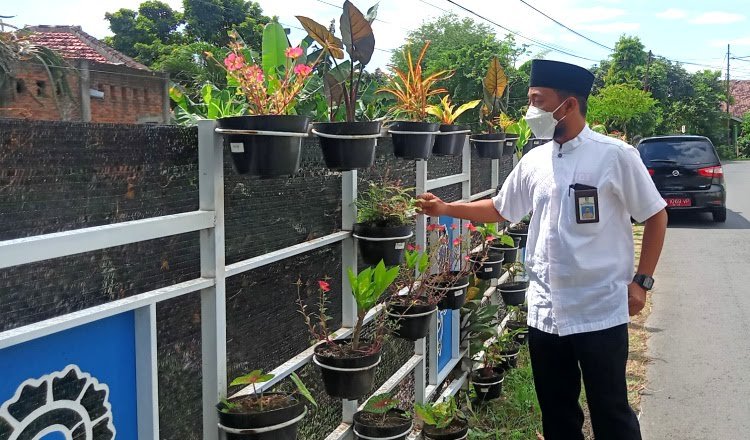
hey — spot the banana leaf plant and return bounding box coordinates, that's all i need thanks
[297,1,379,122]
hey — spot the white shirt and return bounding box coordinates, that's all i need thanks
[492,125,666,336]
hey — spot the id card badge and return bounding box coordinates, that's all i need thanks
[569,183,599,224]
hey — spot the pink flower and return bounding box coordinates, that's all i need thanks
[286,46,304,59]
[406,244,415,251]
[450,224,457,230]
[467,222,476,232]
[318,280,331,292]
[224,53,245,71]
[244,65,264,83]
[453,238,462,246]
[426,224,438,232]
[464,255,470,261]
[485,235,495,242]
[293,64,312,77]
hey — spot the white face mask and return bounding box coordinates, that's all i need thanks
[524,100,568,139]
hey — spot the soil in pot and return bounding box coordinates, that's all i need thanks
[353,224,413,267]
[218,115,309,177]
[432,124,469,156]
[217,393,304,440]
[468,252,504,280]
[498,281,528,306]
[390,121,439,160]
[422,418,470,440]
[387,298,437,341]
[353,409,412,440]
[471,133,505,159]
[313,340,381,400]
[314,121,381,171]
[428,272,470,310]
[506,320,529,345]
[472,367,505,402]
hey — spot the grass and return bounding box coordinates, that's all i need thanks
[468,225,652,440]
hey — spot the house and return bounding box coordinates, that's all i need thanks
[1,25,169,124]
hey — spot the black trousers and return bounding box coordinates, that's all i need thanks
[528,324,642,440]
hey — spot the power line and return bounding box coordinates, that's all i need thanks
[312,0,410,32]
[279,20,394,53]
[516,0,613,51]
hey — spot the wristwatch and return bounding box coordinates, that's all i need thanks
[633,274,655,291]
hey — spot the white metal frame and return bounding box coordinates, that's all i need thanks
[0,123,505,440]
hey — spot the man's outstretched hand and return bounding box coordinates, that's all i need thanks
[416,193,448,217]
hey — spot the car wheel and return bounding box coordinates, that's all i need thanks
[713,207,727,223]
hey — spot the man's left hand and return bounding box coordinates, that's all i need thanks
[628,282,647,316]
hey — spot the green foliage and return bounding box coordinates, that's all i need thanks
[289,372,317,408]
[404,249,430,275]
[231,369,274,387]
[415,396,464,429]
[347,261,400,314]
[170,83,246,125]
[505,118,532,158]
[363,393,400,415]
[355,180,416,227]
[461,300,500,358]
[605,36,648,86]
[588,84,660,138]
[261,20,288,80]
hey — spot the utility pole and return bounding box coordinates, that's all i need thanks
[643,50,653,92]
[727,44,735,155]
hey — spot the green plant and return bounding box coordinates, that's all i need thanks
[170,83,247,125]
[480,57,508,134]
[378,41,452,121]
[461,300,500,360]
[426,95,481,125]
[227,371,317,412]
[503,261,525,279]
[505,117,532,158]
[347,261,400,350]
[362,393,401,423]
[474,223,514,251]
[297,1,379,122]
[356,179,417,227]
[415,396,465,430]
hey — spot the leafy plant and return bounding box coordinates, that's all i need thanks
[170,83,247,125]
[227,370,316,412]
[505,117,532,159]
[297,1,378,122]
[347,261,400,350]
[356,179,417,227]
[474,223,513,252]
[461,300,500,360]
[480,57,508,134]
[415,396,465,430]
[503,262,526,279]
[363,393,401,423]
[426,95,481,125]
[378,41,452,121]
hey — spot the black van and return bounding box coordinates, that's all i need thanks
[637,136,726,222]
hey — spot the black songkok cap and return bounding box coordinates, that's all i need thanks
[529,59,595,97]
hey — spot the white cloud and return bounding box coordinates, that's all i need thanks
[690,11,745,25]
[578,22,640,33]
[710,36,750,48]
[656,8,688,20]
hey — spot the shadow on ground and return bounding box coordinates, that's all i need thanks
[666,209,750,230]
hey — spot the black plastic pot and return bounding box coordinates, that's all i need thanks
[434,273,470,310]
[503,135,519,156]
[468,252,504,280]
[313,340,381,400]
[506,320,529,345]
[217,393,305,440]
[432,124,469,156]
[522,138,552,156]
[387,301,437,341]
[353,224,413,267]
[423,419,470,440]
[353,409,412,440]
[488,241,519,264]
[498,281,528,307]
[389,121,440,160]
[472,367,505,402]
[497,343,521,371]
[471,133,505,159]
[507,228,528,249]
[217,115,309,177]
[313,121,381,171]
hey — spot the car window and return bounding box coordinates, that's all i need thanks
[638,139,718,165]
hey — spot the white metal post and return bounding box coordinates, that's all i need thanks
[462,139,471,202]
[341,170,358,428]
[134,304,159,439]
[198,120,226,440]
[414,159,429,402]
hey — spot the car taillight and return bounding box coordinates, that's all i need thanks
[698,166,724,178]
[648,168,655,176]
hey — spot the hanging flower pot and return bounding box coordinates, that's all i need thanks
[313,339,381,400]
[488,239,519,264]
[217,393,306,440]
[507,223,529,249]
[468,252,504,280]
[387,299,437,341]
[470,133,505,159]
[506,320,529,345]
[498,280,528,307]
[353,224,413,267]
[217,115,310,177]
[431,272,470,310]
[389,121,440,160]
[353,409,413,440]
[471,367,505,402]
[432,124,470,156]
[312,121,381,171]
[503,135,519,156]
[496,342,521,372]
[522,137,552,156]
[422,419,470,440]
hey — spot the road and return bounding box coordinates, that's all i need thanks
[641,161,750,439]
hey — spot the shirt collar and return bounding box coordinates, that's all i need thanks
[552,124,592,155]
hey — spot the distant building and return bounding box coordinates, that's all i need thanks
[727,80,750,120]
[1,25,169,124]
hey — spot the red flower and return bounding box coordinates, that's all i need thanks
[467,222,477,232]
[244,65,264,83]
[485,235,495,242]
[406,244,415,251]
[426,224,438,231]
[285,46,304,59]
[318,280,331,292]
[453,238,462,246]
[293,64,312,77]
[224,53,244,71]
[450,224,458,230]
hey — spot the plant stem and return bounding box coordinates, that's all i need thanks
[352,310,365,351]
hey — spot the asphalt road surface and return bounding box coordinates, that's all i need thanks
[641,161,750,439]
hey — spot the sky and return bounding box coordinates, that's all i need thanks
[5,0,750,79]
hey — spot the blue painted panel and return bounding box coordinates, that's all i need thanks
[437,310,453,371]
[0,312,138,440]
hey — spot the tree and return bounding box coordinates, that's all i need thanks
[183,0,269,48]
[605,36,647,86]
[104,1,182,61]
[737,112,750,157]
[588,84,660,138]
[392,14,528,124]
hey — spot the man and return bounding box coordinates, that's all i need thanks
[417,60,668,440]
